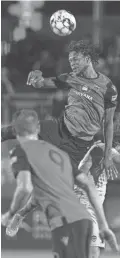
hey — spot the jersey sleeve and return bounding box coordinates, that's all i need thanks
[9,145,30,178]
[55,73,70,89]
[104,82,118,109]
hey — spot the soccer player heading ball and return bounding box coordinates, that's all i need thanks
[26,40,118,175]
[1,41,119,258]
[2,40,118,178]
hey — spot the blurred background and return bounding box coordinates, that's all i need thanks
[1,1,120,258]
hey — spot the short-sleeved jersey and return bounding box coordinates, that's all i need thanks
[58,72,118,140]
[10,139,90,230]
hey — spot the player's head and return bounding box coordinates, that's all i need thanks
[12,109,40,138]
[67,40,99,74]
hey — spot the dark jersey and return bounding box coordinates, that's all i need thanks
[58,72,118,140]
[10,140,90,230]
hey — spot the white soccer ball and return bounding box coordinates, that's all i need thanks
[50,10,76,36]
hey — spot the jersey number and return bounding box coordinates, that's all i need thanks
[49,149,64,172]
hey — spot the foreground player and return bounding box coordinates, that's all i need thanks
[7,140,120,258]
[1,40,118,177]
[75,141,120,258]
[2,109,119,257]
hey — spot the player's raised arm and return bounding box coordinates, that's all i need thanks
[103,83,118,172]
[26,70,57,88]
[26,70,70,89]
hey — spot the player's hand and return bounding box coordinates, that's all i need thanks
[26,70,44,88]
[6,213,24,237]
[100,227,119,252]
[102,156,118,180]
[1,211,12,227]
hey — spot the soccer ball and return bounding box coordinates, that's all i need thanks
[50,10,76,36]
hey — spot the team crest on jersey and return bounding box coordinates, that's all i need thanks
[82,86,88,91]
[112,95,117,101]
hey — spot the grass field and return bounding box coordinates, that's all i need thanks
[1,250,120,258]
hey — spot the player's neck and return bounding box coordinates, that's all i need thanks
[17,134,38,142]
[81,66,98,79]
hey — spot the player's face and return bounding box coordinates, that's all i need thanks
[69,51,90,74]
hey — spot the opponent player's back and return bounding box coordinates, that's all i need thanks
[21,140,90,225]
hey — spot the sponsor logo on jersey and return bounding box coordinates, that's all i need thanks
[82,86,88,91]
[74,90,93,101]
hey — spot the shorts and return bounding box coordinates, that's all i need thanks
[74,185,105,248]
[91,220,105,248]
[51,219,92,258]
[40,117,94,176]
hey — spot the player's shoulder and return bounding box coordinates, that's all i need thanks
[98,72,111,83]
[9,144,24,157]
[9,144,30,178]
[99,72,117,91]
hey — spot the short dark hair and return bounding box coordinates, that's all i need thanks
[12,109,39,136]
[67,40,100,64]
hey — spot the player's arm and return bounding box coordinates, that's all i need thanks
[104,107,116,160]
[9,169,33,218]
[103,83,118,170]
[1,170,33,227]
[1,146,33,227]
[16,194,38,218]
[5,194,38,238]
[26,70,70,89]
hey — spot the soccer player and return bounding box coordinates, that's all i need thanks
[2,109,119,258]
[75,141,120,258]
[26,40,118,173]
[1,40,118,177]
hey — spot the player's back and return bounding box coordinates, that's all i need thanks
[21,140,90,228]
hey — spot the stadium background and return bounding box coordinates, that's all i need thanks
[1,1,120,258]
